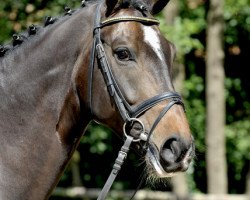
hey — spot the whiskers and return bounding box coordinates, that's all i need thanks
[144,165,170,189]
[133,155,170,190]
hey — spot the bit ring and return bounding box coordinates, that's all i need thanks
[123,118,146,142]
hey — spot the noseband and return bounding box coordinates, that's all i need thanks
[87,3,185,200]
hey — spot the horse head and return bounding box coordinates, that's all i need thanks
[76,0,195,178]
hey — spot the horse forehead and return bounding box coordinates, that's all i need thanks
[111,22,142,40]
[113,23,165,61]
[107,10,144,39]
[142,26,164,61]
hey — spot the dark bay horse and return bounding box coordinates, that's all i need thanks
[0,0,194,199]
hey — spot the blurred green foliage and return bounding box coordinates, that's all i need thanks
[0,0,81,43]
[158,0,250,193]
[1,0,250,196]
[81,123,113,154]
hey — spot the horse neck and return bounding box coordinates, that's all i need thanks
[4,15,84,110]
[0,7,95,129]
[0,6,95,200]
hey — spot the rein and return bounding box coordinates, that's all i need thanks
[87,2,184,200]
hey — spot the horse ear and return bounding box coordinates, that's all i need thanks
[105,0,121,16]
[151,0,170,15]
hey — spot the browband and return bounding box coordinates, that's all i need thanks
[100,16,160,28]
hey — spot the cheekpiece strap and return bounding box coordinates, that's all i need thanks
[100,16,160,28]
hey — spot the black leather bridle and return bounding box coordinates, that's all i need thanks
[87,2,185,200]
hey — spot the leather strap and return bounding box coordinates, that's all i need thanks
[97,136,134,200]
[130,92,183,117]
[101,16,160,27]
[87,2,103,117]
[144,98,183,149]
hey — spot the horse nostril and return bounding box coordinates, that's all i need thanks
[169,140,182,160]
[160,137,181,164]
[160,136,193,173]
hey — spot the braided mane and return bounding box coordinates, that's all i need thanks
[0,1,90,58]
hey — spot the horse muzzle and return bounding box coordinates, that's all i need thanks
[146,135,195,177]
[125,117,195,177]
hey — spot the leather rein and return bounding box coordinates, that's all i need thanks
[87,2,185,200]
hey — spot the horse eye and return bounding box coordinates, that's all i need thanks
[114,48,132,61]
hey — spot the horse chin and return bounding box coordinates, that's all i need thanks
[146,145,176,178]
